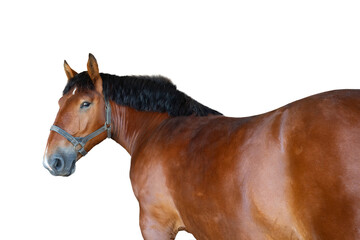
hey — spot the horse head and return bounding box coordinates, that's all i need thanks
[43,54,110,176]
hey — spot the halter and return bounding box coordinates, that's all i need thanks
[50,99,112,156]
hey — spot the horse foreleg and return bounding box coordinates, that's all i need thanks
[139,205,182,240]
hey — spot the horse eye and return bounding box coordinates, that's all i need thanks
[80,101,91,109]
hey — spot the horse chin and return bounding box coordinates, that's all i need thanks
[61,162,76,177]
[69,161,76,176]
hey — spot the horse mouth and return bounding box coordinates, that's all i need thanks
[61,160,76,177]
[69,161,76,175]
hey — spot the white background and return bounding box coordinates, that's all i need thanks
[1,1,360,239]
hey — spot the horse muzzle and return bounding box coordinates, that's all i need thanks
[43,148,77,176]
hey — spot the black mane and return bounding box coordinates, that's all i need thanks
[63,71,222,117]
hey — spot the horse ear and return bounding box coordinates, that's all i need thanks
[64,60,78,81]
[87,53,103,94]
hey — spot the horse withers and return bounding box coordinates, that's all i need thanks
[44,54,360,239]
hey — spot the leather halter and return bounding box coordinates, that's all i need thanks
[50,99,111,156]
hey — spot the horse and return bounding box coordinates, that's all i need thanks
[43,54,360,240]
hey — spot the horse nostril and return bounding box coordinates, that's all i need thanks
[52,157,65,172]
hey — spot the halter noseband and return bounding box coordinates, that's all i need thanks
[50,99,111,156]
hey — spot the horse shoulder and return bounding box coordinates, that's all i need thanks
[129,126,187,238]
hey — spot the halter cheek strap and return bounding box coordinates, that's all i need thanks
[50,99,112,156]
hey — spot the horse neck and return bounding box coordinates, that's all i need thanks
[110,102,170,155]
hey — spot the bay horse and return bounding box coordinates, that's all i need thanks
[43,54,360,240]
